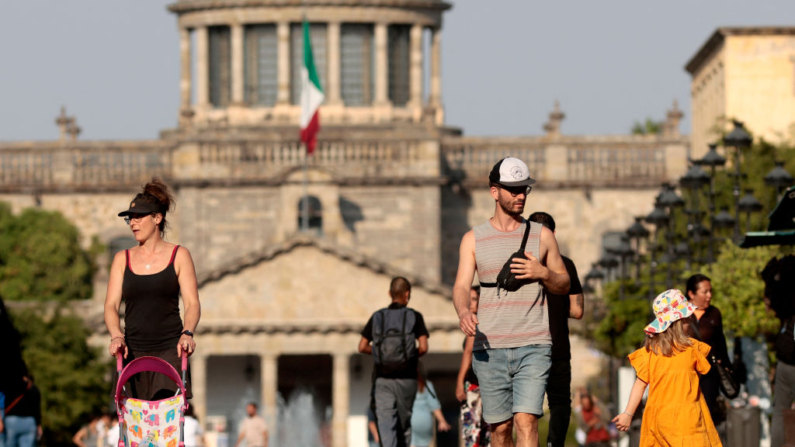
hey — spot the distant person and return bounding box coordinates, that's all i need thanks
[455,286,490,447]
[183,406,204,447]
[3,376,40,447]
[684,274,731,424]
[359,277,429,447]
[410,364,450,447]
[234,403,268,447]
[612,289,721,446]
[762,255,795,447]
[453,157,570,447]
[105,179,201,401]
[528,212,584,447]
[0,296,29,447]
[575,393,610,447]
[73,416,101,447]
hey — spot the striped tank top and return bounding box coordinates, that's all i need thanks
[473,219,550,351]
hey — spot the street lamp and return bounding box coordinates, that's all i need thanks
[764,161,794,199]
[680,163,711,267]
[626,217,650,285]
[696,143,727,263]
[723,120,753,242]
[607,234,635,300]
[645,206,668,299]
[737,188,763,234]
[657,183,684,288]
[598,254,619,283]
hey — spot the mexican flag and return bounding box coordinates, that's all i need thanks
[299,20,324,155]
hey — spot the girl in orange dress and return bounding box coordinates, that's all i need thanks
[612,289,722,446]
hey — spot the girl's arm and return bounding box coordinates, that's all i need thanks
[433,409,451,432]
[612,377,647,431]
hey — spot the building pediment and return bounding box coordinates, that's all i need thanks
[196,235,456,334]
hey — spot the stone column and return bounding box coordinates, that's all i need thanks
[409,24,423,114]
[326,22,342,106]
[190,353,208,423]
[374,23,390,107]
[231,23,244,105]
[429,27,441,107]
[261,354,279,438]
[195,26,209,107]
[179,27,192,109]
[332,354,350,447]
[276,22,291,105]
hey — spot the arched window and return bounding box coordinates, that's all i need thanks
[298,196,323,235]
[109,236,137,256]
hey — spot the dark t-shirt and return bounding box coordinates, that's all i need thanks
[547,256,583,361]
[362,303,429,379]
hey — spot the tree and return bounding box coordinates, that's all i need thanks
[0,203,101,302]
[0,202,107,446]
[10,307,110,447]
[631,118,663,135]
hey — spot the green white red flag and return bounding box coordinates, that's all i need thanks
[299,20,324,154]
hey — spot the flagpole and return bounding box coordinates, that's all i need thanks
[302,144,309,232]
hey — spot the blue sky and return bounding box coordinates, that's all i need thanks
[1,0,793,140]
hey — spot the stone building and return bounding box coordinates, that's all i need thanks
[686,27,795,159]
[0,1,692,446]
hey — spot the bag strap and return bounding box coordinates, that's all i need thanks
[480,220,531,288]
[401,308,409,363]
[5,380,32,415]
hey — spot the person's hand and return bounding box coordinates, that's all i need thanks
[510,252,549,281]
[37,425,43,440]
[373,432,379,443]
[177,334,196,357]
[437,419,452,432]
[458,310,478,336]
[455,381,467,402]
[109,336,128,359]
[0,418,4,434]
[612,413,632,432]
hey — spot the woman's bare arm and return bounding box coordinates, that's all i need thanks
[104,251,128,357]
[175,247,201,356]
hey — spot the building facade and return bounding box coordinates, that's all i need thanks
[686,27,795,159]
[0,1,693,446]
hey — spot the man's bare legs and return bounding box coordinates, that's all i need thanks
[490,414,540,447]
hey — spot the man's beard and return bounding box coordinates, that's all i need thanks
[498,196,524,216]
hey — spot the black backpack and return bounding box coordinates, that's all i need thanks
[371,307,417,375]
[775,316,795,366]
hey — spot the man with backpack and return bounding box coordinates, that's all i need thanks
[358,277,429,447]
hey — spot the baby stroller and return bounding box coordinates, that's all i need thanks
[114,352,188,447]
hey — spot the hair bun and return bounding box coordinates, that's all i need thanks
[142,178,175,213]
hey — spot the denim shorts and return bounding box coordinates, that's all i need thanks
[471,344,552,423]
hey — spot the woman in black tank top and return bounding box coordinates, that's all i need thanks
[104,179,201,400]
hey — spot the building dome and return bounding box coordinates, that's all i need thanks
[169,0,450,130]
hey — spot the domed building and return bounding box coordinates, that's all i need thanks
[0,1,693,446]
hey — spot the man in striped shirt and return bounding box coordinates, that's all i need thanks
[453,157,570,447]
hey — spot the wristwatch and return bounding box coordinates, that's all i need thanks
[182,330,194,337]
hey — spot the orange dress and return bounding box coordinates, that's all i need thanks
[628,338,722,447]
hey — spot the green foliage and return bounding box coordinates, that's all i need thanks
[699,241,783,338]
[0,203,100,302]
[10,307,110,447]
[593,125,795,358]
[631,118,663,135]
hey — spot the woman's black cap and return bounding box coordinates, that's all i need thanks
[117,197,165,217]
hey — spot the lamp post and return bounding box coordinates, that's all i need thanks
[679,163,711,267]
[598,254,619,283]
[737,188,763,234]
[645,205,669,299]
[585,262,605,296]
[696,144,726,263]
[764,161,794,200]
[607,234,635,300]
[626,217,650,285]
[656,183,684,288]
[722,120,753,243]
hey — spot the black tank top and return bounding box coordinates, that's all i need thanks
[122,246,183,351]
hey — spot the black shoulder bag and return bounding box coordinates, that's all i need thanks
[690,315,739,399]
[480,221,533,296]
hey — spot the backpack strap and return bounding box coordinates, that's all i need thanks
[481,220,531,288]
[401,308,409,364]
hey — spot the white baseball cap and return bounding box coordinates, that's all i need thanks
[488,157,536,187]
